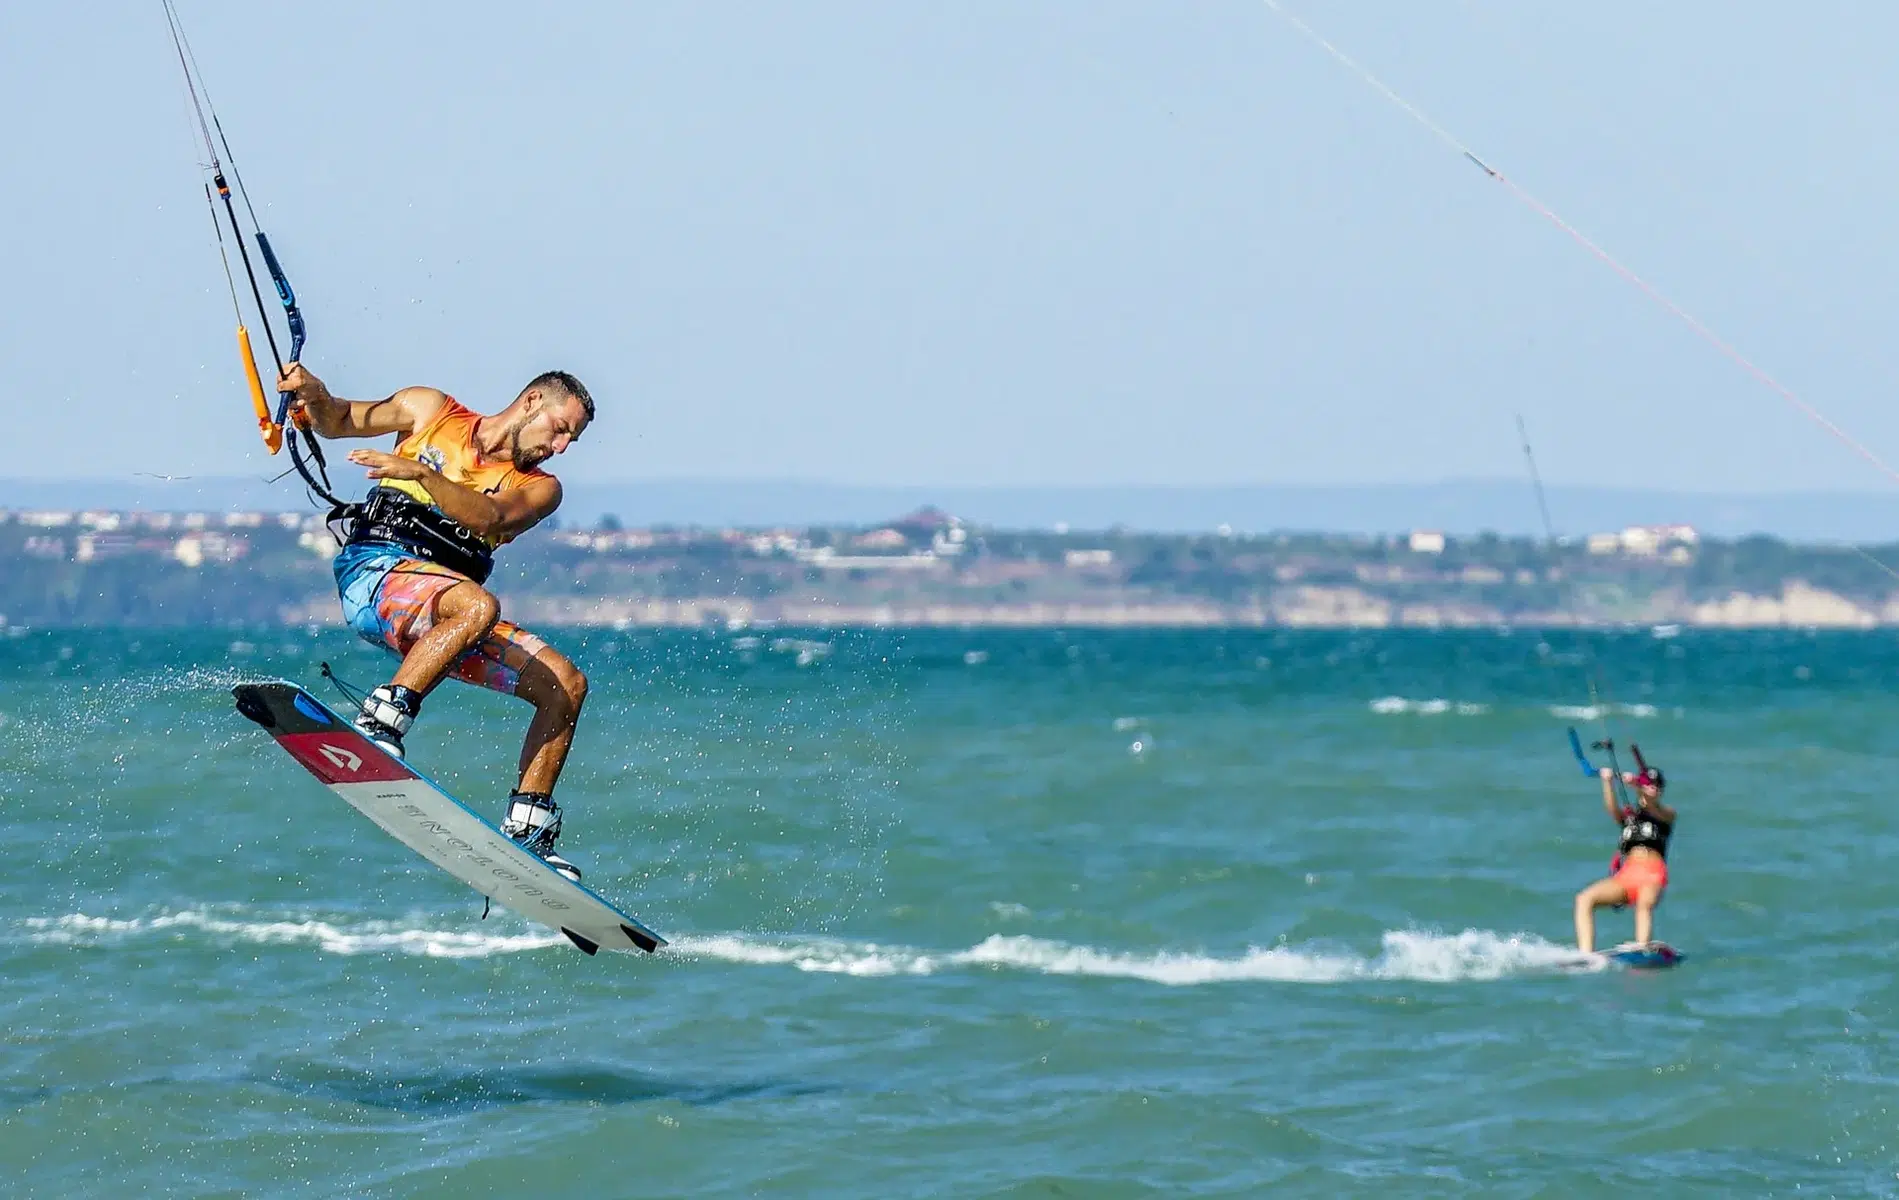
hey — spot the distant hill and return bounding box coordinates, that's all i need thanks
[3,476,1896,541]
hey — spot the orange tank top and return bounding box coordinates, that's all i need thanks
[384,396,551,547]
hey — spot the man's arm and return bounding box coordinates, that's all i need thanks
[278,365,445,441]
[346,450,562,543]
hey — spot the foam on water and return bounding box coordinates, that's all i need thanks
[17,911,1599,979]
[21,910,562,958]
[674,927,1597,984]
[1369,697,1489,716]
[1549,702,1660,720]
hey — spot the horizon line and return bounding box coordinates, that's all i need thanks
[3,474,1898,498]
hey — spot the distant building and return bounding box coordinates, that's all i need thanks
[932,524,968,557]
[745,532,806,557]
[173,532,248,567]
[73,534,140,562]
[550,529,660,553]
[1408,530,1446,555]
[794,546,940,571]
[853,528,909,551]
[1590,524,1700,557]
[1619,524,1698,556]
[1064,549,1114,568]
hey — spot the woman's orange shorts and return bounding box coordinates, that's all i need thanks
[1611,855,1669,905]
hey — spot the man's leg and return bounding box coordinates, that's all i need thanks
[439,619,588,881]
[390,581,501,696]
[436,619,586,793]
[510,646,589,797]
[351,561,499,755]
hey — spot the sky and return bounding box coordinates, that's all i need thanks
[4,1,1899,497]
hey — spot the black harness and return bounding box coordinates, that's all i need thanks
[343,487,496,584]
[1617,805,1672,861]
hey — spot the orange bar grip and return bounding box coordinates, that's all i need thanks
[237,325,283,454]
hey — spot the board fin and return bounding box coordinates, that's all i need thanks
[562,928,600,956]
[622,924,660,954]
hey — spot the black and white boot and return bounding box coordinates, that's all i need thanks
[502,792,582,883]
[354,685,422,758]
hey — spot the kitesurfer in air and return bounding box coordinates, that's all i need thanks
[278,363,594,882]
[1572,762,1676,952]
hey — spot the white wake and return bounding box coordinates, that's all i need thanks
[672,928,1597,983]
[21,910,561,959]
[20,911,1599,980]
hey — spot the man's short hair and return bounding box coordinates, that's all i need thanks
[526,370,593,421]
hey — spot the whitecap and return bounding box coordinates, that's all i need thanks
[672,928,1599,985]
[1370,697,1484,716]
[20,912,1604,982]
[1550,703,1661,721]
[22,910,561,959]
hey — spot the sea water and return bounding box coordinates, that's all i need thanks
[2,627,1895,1196]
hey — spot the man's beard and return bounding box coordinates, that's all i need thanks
[510,426,548,471]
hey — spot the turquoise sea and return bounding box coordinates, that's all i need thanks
[2,626,1896,1197]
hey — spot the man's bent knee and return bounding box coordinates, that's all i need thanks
[543,660,587,718]
[522,653,588,717]
[446,582,501,630]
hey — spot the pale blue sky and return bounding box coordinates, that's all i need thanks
[4,1,1898,494]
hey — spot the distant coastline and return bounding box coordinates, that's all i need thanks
[7,475,1899,541]
[6,503,1899,630]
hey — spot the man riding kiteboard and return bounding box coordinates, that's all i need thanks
[278,363,595,882]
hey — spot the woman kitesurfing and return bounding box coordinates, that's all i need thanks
[1569,739,1678,956]
[1522,422,1684,965]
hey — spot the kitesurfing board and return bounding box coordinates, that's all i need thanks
[1559,941,1685,971]
[1601,941,1684,969]
[232,680,665,955]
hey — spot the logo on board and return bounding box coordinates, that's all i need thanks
[316,743,363,772]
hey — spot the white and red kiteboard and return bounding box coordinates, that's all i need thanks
[233,680,665,955]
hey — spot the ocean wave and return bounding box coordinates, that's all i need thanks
[19,912,1600,981]
[20,910,561,959]
[1369,697,1490,716]
[1549,703,1660,720]
[673,928,1598,985]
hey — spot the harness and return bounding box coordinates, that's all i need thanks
[1616,805,1672,862]
[344,487,496,584]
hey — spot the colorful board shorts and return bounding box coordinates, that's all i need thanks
[1610,855,1669,906]
[334,541,549,696]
